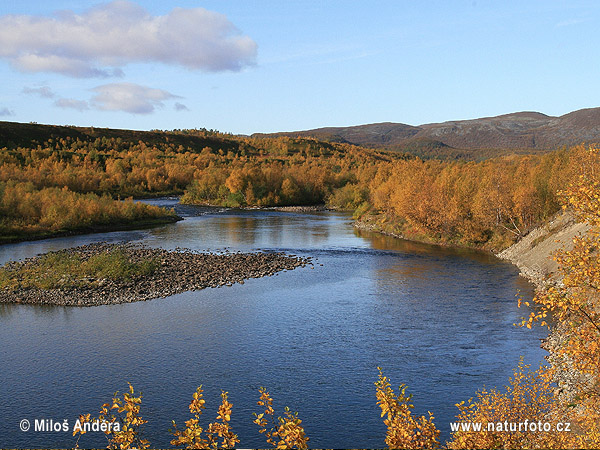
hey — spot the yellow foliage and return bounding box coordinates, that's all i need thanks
[170,386,239,449]
[73,383,150,449]
[516,145,600,448]
[253,387,309,449]
[375,368,440,449]
[447,361,571,449]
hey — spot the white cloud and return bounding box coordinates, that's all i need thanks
[90,82,180,114]
[174,102,190,112]
[0,1,257,78]
[0,107,14,116]
[54,98,89,111]
[22,86,55,98]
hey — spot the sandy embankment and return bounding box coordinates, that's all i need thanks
[497,211,589,287]
[497,210,594,402]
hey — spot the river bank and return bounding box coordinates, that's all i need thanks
[0,242,312,306]
[354,210,586,285]
[496,210,589,287]
[267,204,330,212]
[178,201,331,212]
[497,210,595,404]
[353,213,514,253]
[0,215,183,245]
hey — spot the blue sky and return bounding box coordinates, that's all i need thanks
[0,1,598,134]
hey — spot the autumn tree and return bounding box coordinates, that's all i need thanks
[520,146,600,447]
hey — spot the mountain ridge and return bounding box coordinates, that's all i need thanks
[254,107,600,152]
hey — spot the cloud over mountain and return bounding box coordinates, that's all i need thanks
[0,1,257,78]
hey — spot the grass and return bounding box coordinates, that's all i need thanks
[0,247,159,290]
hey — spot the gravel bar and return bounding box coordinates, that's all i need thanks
[0,242,313,306]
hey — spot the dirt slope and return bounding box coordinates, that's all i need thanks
[497,210,588,287]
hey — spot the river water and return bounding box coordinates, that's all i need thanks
[0,199,547,448]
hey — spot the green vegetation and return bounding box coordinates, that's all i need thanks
[0,246,159,290]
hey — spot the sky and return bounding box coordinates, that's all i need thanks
[0,0,599,134]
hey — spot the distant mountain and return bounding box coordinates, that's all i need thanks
[254,107,600,155]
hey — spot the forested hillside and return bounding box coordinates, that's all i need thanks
[0,120,593,250]
[0,121,399,242]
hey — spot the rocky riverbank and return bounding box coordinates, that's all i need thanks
[354,217,404,239]
[497,210,594,404]
[0,243,312,306]
[497,210,589,287]
[267,204,329,212]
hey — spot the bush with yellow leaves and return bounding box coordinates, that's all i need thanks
[253,387,309,449]
[516,146,600,449]
[73,383,149,450]
[170,386,239,449]
[375,367,440,449]
[74,384,309,450]
[446,360,573,449]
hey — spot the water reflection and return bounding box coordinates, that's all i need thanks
[355,227,500,264]
[141,209,336,252]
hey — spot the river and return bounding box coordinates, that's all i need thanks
[0,199,547,448]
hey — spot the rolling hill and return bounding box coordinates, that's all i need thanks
[254,107,600,157]
[0,121,241,154]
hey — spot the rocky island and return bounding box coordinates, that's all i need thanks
[0,242,312,306]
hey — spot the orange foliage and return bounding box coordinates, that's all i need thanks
[0,180,175,240]
[368,148,582,249]
[0,131,589,248]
